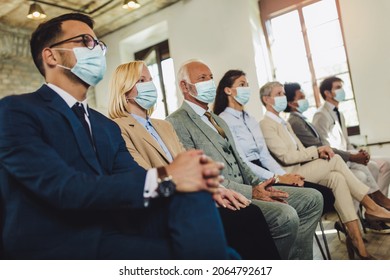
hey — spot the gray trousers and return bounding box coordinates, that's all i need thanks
[251,186,323,260]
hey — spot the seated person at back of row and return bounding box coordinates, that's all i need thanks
[284,80,390,233]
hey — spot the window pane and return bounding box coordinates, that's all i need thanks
[270,11,311,83]
[303,0,338,28]
[161,58,178,115]
[147,64,166,119]
[312,47,347,78]
[339,99,359,127]
[306,20,344,54]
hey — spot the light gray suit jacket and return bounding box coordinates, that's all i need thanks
[288,112,350,161]
[166,102,261,199]
[312,102,353,154]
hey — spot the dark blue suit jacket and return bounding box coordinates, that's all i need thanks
[0,85,148,259]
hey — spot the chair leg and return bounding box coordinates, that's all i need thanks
[319,219,332,260]
[315,233,327,260]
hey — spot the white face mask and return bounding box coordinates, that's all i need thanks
[234,87,251,105]
[297,99,309,113]
[189,80,217,104]
[272,96,287,112]
[133,81,158,110]
[54,47,106,86]
[334,88,346,102]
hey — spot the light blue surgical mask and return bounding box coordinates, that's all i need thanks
[56,47,106,86]
[334,88,346,102]
[189,80,217,104]
[234,87,251,105]
[297,99,309,113]
[272,96,287,112]
[134,81,158,110]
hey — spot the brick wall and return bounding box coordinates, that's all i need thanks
[0,23,96,108]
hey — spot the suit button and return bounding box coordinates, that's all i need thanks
[234,174,237,178]
[234,161,237,165]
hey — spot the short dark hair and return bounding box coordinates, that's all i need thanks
[284,82,301,112]
[30,13,94,76]
[319,76,343,100]
[213,69,246,115]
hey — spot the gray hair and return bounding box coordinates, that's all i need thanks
[259,81,283,106]
[177,59,205,86]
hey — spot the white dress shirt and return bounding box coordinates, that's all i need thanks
[219,107,286,180]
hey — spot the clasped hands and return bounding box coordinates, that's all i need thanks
[165,149,225,194]
[349,149,370,165]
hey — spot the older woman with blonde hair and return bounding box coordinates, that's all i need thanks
[108,60,281,259]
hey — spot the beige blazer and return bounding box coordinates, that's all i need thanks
[260,114,319,174]
[113,114,185,170]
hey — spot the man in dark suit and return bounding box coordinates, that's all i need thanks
[166,59,323,260]
[0,13,230,260]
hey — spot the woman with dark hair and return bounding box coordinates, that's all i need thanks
[214,70,335,215]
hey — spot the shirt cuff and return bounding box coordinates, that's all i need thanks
[143,168,159,207]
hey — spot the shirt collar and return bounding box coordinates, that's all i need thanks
[131,113,149,127]
[291,111,305,119]
[224,107,247,119]
[265,111,286,125]
[325,101,336,111]
[185,100,208,116]
[47,83,89,116]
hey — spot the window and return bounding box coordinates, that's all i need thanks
[260,0,359,135]
[135,40,178,119]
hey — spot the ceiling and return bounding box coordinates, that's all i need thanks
[0,0,181,37]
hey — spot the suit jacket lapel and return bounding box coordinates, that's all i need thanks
[150,119,175,161]
[39,85,102,174]
[126,115,170,162]
[181,103,232,165]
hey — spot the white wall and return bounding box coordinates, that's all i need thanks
[339,0,390,153]
[96,0,268,120]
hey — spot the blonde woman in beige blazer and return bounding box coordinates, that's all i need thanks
[107,61,281,260]
[259,81,390,260]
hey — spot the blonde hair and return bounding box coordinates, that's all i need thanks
[259,81,283,106]
[108,61,145,119]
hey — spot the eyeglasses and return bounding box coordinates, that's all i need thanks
[50,34,107,54]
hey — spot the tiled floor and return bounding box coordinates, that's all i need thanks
[313,212,390,260]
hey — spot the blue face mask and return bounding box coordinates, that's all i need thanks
[234,87,251,105]
[56,47,106,86]
[134,81,158,110]
[334,88,346,102]
[297,99,309,113]
[272,96,287,112]
[190,80,217,104]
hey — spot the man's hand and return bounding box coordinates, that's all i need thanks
[213,187,251,210]
[165,150,224,194]
[252,178,289,203]
[278,173,305,187]
[350,150,370,165]
[317,146,335,160]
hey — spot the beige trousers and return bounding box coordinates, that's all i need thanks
[293,155,369,223]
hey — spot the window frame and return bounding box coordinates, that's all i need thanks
[259,0,359,135]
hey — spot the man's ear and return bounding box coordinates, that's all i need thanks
[179,80,189,93]
[324,90,332,99]
[42,48,58,67]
